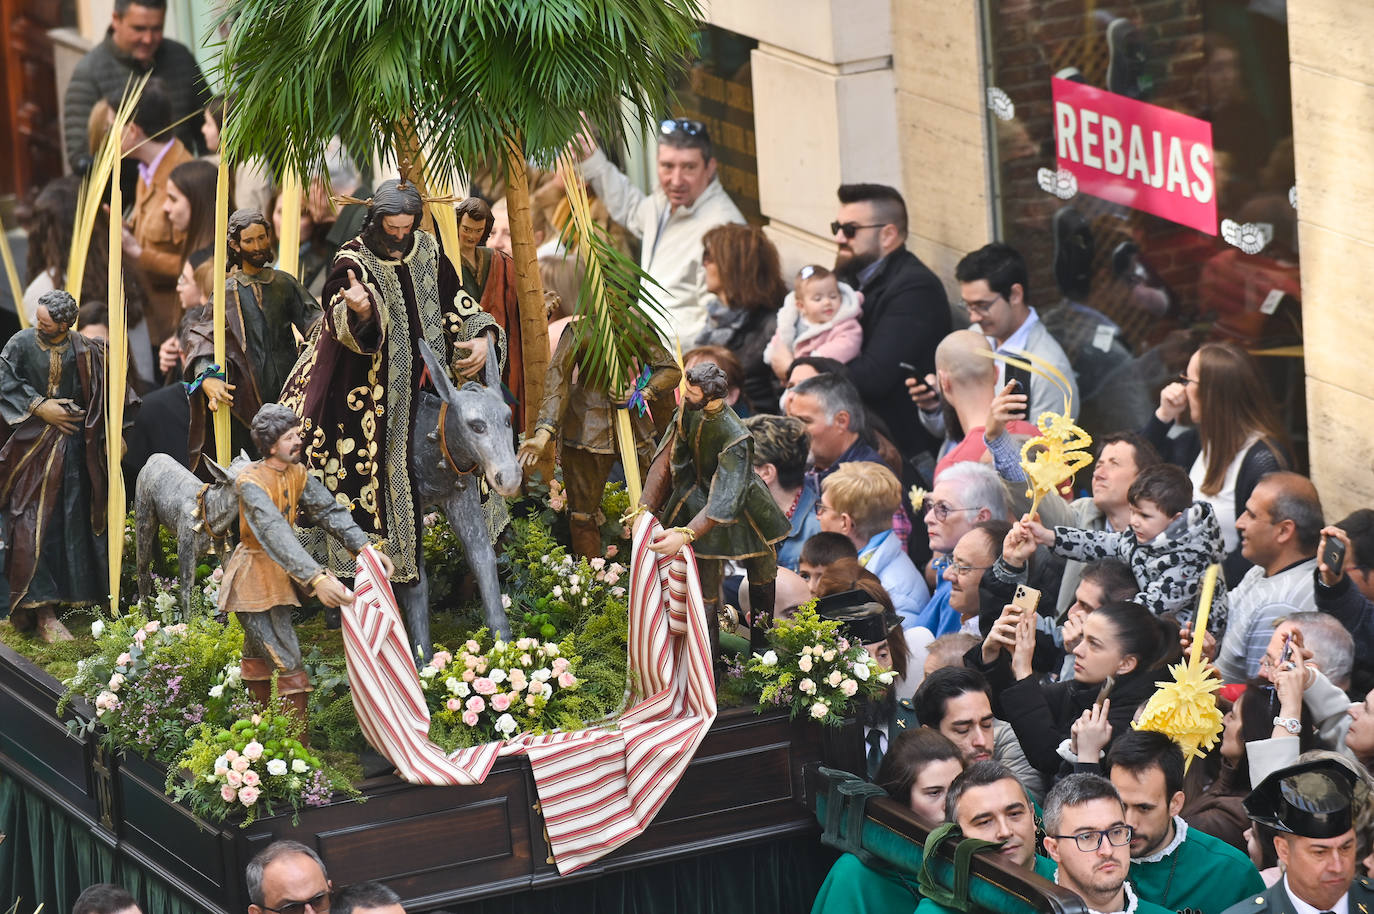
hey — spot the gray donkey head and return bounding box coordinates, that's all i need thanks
[201,451,254,534]
[418,338,521,497]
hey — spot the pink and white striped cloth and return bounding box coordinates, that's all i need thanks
[340,514,717,874]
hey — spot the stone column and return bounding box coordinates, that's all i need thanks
[1289,1,1374,515]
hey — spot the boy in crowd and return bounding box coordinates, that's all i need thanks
[1016,464,1228,628]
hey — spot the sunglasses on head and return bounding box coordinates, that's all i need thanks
[660,118,706,137]
[830,221,886,239]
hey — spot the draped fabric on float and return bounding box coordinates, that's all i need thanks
[341,513,717,873]
[0,773,203,914]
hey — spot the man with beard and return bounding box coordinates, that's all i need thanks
[916,761,1057,914]
[1044,774,1174,914]
[831,183,949,461]
[185,209,321,469]
[1221,759,1374,914]
[219,404,392,730]
[280,179,504,587]
[453,196,526,430]
[0,290,136,641]
[913,666,1045,803]
[639,363,791,662]
[1105,730,1264,914]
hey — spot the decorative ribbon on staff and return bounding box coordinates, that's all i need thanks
[184,363,227,396]
[623,365,653,419]
[1134,564,1224,771]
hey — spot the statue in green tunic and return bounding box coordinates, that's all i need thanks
[0,290,136,640]
[639,362,790,665]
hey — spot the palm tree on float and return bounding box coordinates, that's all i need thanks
[216,0,700,437]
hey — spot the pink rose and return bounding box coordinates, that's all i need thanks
[446,698,462,712]
[238,785,260,806]
[491,693,511,712]
[552,657,570,674]
[242,769,261,787]
[605,545,618,558]
[604,571,620,586]
[133,630,147,644]
[462,669,475,682]
[117,652,132,666]
[231,756,250,773]
[224,749,239,761]
[243,741,264,760]
[220,784,237,802]
[462,710,480,726]
[465,639,481,654]
[474,677,496,695]
[557,672,577,689]
[431,650,452,669]
[466,695,486,713]
[226,769,244,788]
[144,621,160,633]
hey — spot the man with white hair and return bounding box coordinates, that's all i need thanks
[911,462,1011,635]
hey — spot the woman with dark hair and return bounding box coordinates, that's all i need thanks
[1182,681,1317,851]
[23,175,154,391]
[746,413,818,571]
[972,599,1179,781]
[164,159,219,262]
[1146,341,1291,583]
[697,223,785,414]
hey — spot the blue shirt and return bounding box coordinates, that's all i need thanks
[776,476,821,572]
[909,555,959,634]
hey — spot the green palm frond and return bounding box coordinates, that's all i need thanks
[218,0,701,394]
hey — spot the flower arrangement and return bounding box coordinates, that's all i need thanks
[734,604,894,726]
[422,634,585,749]
[501,519,627,639]
[167,696,356,826]
[62,609,245,761]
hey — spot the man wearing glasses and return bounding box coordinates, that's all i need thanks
[247,840,333,914]
[830,183,949,462]
[573,117,744,344]
[1043,774,1174,914]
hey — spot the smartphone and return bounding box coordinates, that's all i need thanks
[1003,365,1031,418]
[1278,633,1293,668]
[1096,675,1116,708]
[898,361,921,381]
[1012,584,1041,615]
[1323,537,1347,575]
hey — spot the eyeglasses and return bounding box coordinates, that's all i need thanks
[926,501,979,522]
[948,561,993,576]
[263,891,332,914]
[959,297,1002,315]
[830,221,887,239]
[815,502,839,518]
[1048,825,1133,853]
[660,117,706,137]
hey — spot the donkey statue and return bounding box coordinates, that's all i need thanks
[399,339,522,663]
[134,452,252,617]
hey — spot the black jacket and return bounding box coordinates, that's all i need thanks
[965,645,1159,781]
[1142,415,1288,585]
[843,248,950,460]
[1314,571,1374,697]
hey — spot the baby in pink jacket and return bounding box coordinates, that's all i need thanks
[765,264,864,380]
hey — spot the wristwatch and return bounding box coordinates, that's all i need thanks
[1273,716,1302,734]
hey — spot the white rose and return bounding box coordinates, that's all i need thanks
[108,673,125,692]
[420,666,439,679]
[533,668,551,682]
[455,682,471,698]
[826,670,843,688]
[209,684,225,698]
[552,586,563,598]
[877,671,895,685]
[852,662,870,682]
[840,679,858,697]
[90,620,105,639]
[291,758,310,774]
[490,668,507,684]
[799,678,815,695]
[761,650,778,667]
[501,594,512,609]
[822,649,836,662]
[446,677,461,693]
[154,592,176,615]
[267,758,288,776]
[798,655,813,673]
[810,702,829,720]
[495,713,518,735]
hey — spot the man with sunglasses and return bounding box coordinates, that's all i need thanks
[573,117,744,344]
[830,183,949,462]
[246,840,332,914]
[1043,774,1174,914]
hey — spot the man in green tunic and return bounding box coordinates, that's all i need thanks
[639,363,790,660]
[183,208,321,470]
[1105,731,1265,914]
[0,290,134,640]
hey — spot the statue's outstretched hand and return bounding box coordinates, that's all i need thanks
[342,269,372,320]
[518,428,552,467]
[314,573,355,608]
